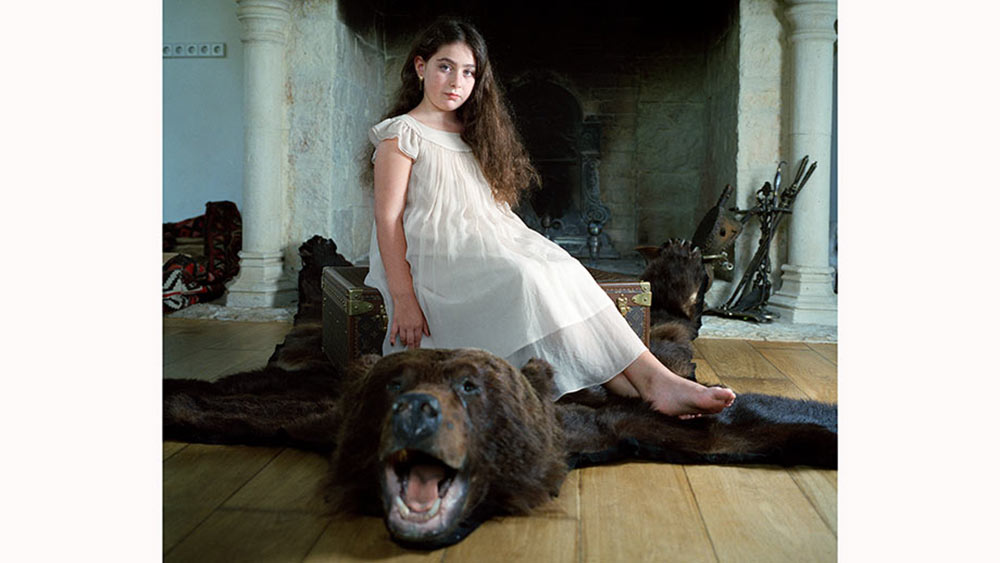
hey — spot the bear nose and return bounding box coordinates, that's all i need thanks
[391,393,441,443]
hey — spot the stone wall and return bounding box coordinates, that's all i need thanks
[493,26,731,253]
[533,12,739,251]
[497,56,709,254]
[163,0,837,319]
[704,1,740,217]
[701,0,742,299]
[276,0,789,272]
[734,0,785,290]
[284,0,387,267]
[634,43,709,246]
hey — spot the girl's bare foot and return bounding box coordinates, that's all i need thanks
[607,351,736,418]
[641,375,735,418]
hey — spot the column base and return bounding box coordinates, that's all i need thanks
[225,250,297,308]
[769,264,838,325]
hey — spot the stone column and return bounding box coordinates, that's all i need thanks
[226,0,295,308]
[769,0,838,324]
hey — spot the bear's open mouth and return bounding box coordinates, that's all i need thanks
[381,448,468,541]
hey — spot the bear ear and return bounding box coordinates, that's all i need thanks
[347,354,382,381]
[519,358,555,399]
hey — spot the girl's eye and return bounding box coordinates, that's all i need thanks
[463,70,475,78]
[439,64,451,72]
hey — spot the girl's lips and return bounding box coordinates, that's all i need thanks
[446,93,461,100]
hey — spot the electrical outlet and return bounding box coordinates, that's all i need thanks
[163,42,226,59]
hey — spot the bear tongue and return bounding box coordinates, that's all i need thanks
[405,464,446,512]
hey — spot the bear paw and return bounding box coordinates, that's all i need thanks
[640,238,709,337]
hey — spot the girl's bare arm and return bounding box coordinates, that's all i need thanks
[373,138,431,348]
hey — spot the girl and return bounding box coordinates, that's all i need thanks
[365,18,735,417]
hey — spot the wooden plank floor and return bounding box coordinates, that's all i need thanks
[163,318,837,562]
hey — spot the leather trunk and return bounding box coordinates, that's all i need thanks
[321,266,388,367]
[322,265,651,365]
[585,267,652,346]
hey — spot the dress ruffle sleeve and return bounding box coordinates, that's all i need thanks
[369,116,420,161]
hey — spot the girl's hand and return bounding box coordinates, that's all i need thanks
[390,292,431,348]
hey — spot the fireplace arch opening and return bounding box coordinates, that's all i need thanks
[508,79,582,221]
[508,77,617,259]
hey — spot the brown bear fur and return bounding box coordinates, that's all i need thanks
[163,236,837,549]
[638,238,710,340]
[265,235,351,372]
[166,346,836,548]
[324,350,570,546]
[637,238,711,379]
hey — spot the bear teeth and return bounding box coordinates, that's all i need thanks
[395,493,442,521]
[438,473,454,497]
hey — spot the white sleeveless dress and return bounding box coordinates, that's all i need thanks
[365,114,646,398]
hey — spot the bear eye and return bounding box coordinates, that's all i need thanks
[458,377,480,395]
[386,379,403,393]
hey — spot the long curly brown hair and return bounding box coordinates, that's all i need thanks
[372,18,540,207]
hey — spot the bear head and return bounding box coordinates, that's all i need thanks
[326,349,569,548]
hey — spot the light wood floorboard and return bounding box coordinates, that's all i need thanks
[685,465,836,562]
[163,444,282,553]
[692,358,723,386]
[749,340,811,351]
[807,342,838,365]
[790,468,838,534]
[163,441,187,461]
[166,508,331,563]
[580,463,716,563]
[223,448,331,514]
[693,339,785,380]
[721,376,810,399]
[757,348,838,403]
[163,318,837,561]
[305,516,446,562]
[162,346,277,381]
[444,470,580,562]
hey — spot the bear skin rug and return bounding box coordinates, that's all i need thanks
[164,236,837,549]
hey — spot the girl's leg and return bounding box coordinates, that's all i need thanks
[604,351,735,417]
[602,371,641,398]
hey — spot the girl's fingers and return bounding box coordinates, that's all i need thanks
[392,319,429,348]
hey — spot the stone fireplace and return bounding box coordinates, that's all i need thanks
[372,1,745,258]
[223,0,837,324]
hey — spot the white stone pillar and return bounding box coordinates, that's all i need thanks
[769,0,838,324]
[226,0,295,308]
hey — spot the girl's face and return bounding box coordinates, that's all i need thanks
[415,42,477,113]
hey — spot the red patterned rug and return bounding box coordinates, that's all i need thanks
[163,201,242,313]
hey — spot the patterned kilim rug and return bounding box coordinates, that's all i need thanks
[163,201,242,313]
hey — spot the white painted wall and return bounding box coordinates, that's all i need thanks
[163,0,244,222]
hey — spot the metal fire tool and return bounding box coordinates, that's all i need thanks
[704,156,818,323]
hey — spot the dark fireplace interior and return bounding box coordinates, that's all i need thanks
[507,80,582,224]
[340,0,740,263]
